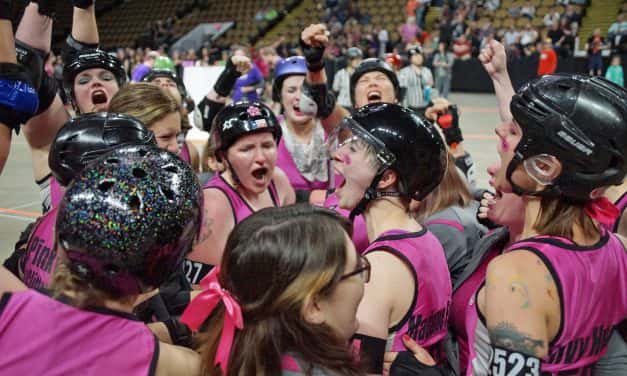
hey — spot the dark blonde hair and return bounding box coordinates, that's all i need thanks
[197,204,364,376]
[534,197,599,239]
[415,152,472,222]
[109,83,180,129]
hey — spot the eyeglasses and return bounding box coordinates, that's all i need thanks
[339,255,371,283]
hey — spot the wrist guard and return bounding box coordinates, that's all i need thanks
[213,57,241,97]
[31,0,55,18]
[62,35,99,64]
[454,151,476,187]
[300,81,336,118]
[436,105,463,147]
[390,351,450,376]
[0,63,39,133]
[299,37,325,72]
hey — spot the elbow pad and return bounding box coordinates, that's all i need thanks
[213,57,241,97]
[300,81,336,118]
[0,63,39,133]
[353,333,386,374]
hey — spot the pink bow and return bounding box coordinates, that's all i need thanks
[181,268,243,374]
[585,197,619,226]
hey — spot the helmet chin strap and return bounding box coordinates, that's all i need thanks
[348,173,402,220]
[223,157,242,189]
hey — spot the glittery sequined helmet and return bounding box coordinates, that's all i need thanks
[55,144,203,297]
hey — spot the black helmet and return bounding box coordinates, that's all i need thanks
[211,101,282,158]
[62,49,127,110]
[349,58,402,107]
[142,68,188,98]
[49,112,156,186]
[55,145,203,297]
[509,74,627,202]
[329,103,447,217]
[272,56,307,103]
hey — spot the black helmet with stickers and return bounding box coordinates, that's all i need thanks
[55,145,203,297]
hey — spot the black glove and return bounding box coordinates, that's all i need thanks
[163,318,193,348]
[299,37,325,72]
[436,105,463,147]
[213,56,241,97]
[390,352,450,376]
[31,0,55,18]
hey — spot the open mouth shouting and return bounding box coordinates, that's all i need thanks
[91,89,109,110]
[367,90,382,103]
[251,166,269,184]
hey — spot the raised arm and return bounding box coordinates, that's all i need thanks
[479,39,516,122]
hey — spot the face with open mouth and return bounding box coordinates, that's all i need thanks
[151,77,183,106]
[225,132,277,194]
[492,119,525,194]
[330,135,378,210]
[280,75,313,125]
[353,71,397,108]
[74,68,120,113]
[487,161,526,228]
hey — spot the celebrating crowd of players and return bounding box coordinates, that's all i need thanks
[1,1,627,375]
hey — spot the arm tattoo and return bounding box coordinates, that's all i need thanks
[196,207,214,244]
[489,322,545,356]
[510,280,531,309]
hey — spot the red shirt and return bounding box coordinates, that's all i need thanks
[538,48,558,75]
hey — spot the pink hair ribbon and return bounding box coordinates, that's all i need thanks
[585,197,619,226]
[181,268,243,374]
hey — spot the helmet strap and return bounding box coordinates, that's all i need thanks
[349,173,383,221]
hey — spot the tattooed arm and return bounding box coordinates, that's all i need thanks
[187,188,235,266]
[484,250,561,361]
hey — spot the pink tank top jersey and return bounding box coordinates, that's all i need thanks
[203,174,280,223]
[277,138,329,192]
[365,229,452,363]
[183,174,281,284]
[606,192,627,232]
[467,231,627,375]
[0,290,158,375]
[180,142,191,164]
[450,243,500,374]
[323,192,370,254]
[22,207,58,289]
[49,176,63,210]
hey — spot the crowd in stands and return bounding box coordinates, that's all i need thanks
[46,0,625,94]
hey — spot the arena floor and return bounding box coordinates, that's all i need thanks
[0,92,501,260]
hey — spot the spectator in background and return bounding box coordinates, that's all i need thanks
[231,47,264,102]
[547,21,565,48]
[537,38,558,76]
[432,41,455,98]
[543,6,561,27]
[377,26,389,57]
[605,55,624,87]
[503,24,520,48]
[452,33,472,60]
[399,16,419,45]
[416,0,431,29]
[406,0,417,18]
[484,0,500,11]
[608,13,627,51]
[333,47,363,108]
[520,1,535,19]
[563,5,581,27]
[131,50,158,82]
[520,23,539,54]
[586,28,608,76]
[399,46,434,109]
